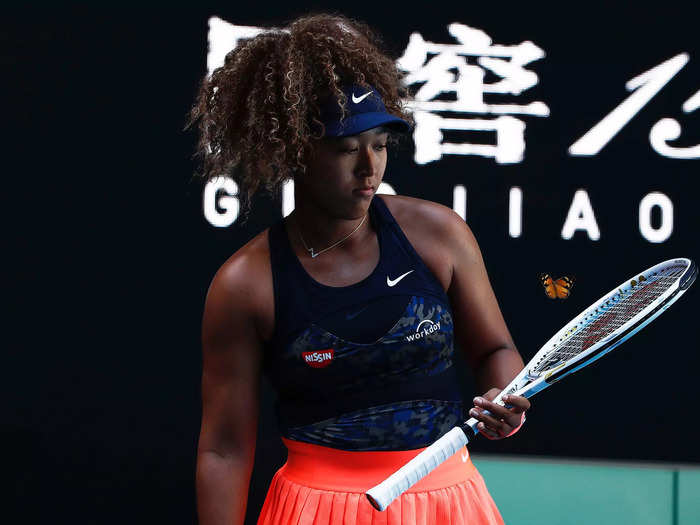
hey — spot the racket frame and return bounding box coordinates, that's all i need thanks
[477,258,697,414]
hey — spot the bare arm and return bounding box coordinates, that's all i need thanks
[442,210,530,437]
[196,252,267,525]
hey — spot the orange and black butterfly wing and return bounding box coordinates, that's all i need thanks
[540,273,557,299]
[553,276,575,299]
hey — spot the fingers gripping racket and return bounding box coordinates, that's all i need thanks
[366,258,697,511]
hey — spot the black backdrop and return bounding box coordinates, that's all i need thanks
[5,3,698,524]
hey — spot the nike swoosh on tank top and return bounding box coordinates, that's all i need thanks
[264,196,463,451]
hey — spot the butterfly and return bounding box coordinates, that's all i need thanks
[540,274,575,299]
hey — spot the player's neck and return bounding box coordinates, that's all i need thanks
[289,202,371,256]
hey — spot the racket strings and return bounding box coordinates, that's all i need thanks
[532,263,687,374]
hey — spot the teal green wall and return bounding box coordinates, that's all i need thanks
[678,470,700,525]
[473,456,700,525]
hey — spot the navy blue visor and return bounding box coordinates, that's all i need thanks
[318,84,411,138]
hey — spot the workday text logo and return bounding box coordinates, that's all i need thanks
[406,319,441,342]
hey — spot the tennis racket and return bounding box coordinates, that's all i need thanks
[366,257,697,511]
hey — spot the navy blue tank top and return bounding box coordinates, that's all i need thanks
[264,196,463,451]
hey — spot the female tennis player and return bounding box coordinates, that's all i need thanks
[191,13,530,525]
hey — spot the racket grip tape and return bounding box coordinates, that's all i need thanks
[365,426,470,511]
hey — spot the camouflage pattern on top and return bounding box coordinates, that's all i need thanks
[266,294,462,450]
[285,399,463,451]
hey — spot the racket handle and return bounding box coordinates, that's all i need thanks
[365,426,470,511]
[465,416,480,435]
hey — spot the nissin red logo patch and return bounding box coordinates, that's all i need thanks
[302,349,334,368]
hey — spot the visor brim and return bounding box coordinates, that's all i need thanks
[324,113,411,138]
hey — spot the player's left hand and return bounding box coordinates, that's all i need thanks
[468,388,530,440]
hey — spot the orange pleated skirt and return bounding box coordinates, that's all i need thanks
[257,438,503,525]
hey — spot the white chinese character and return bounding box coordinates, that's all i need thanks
[207,17,266,74]
[398,23,549,164]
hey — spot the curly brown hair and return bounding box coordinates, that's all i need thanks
[187,13,412,214]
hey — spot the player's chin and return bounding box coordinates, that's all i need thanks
[341,193,374,217]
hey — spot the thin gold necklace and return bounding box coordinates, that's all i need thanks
[297,214,367,258]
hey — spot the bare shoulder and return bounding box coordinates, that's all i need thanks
[204,229,274,343]
[379,194,479,255]
[378,194,480,289]
[379,194,467,232]
[212,229,271,291]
